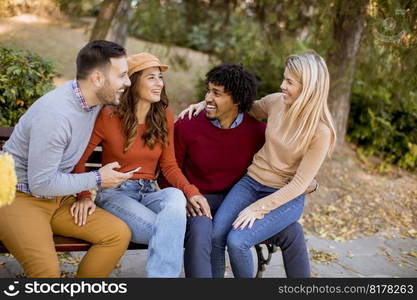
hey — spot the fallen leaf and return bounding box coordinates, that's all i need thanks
[309,248,337,264]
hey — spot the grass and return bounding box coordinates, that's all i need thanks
[0,14,212,113]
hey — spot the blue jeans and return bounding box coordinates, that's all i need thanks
[95,179,187,278]
[184,193,224,278]
[211,174,308,278]
[185,193,310,278]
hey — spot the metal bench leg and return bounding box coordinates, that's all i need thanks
[255,243,277,278]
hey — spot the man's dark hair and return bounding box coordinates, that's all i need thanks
[76,40,126,80]
[205,63,257,113]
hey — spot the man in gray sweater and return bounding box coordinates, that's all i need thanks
[0,40,133,278]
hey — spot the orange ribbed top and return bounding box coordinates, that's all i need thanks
[73,105,200,200]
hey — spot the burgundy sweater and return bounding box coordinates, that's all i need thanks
[170,111,266,194]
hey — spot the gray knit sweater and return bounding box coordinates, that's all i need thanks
[3,81,102,197]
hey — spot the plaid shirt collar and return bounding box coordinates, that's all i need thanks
[72,79,95,112]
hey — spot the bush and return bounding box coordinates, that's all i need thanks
[348,89,417,170]
[347,20,417,171]
[0,47,57,126]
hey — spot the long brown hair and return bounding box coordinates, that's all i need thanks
[114,71,169,152]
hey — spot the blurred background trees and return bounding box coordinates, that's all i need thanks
[89,0,122,41]
[1,0,416,169]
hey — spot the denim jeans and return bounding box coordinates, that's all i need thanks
[184,193,225,278]
[211,174,306,278]
[185,193,310,278]
[95,179,187,278]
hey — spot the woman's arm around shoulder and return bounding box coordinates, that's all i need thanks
[249,93,284,120]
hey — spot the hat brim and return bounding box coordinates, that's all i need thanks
[128,63,169,77]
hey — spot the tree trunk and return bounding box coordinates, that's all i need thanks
[327,0,369,145]
[107,0,132,47]
[89,0,122,42]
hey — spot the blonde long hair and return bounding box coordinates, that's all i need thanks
[281,52,336,155]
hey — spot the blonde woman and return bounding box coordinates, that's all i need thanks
[180,52,336,277]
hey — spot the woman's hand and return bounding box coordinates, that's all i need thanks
[178,101,206,120]
[187,195,212,219]
[305,178,318,194]
[70,198,96,226]
[232,202,266,230]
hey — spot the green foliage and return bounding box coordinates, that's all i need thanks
[347,0,417,170]
[130,0,416,170]
[348,87,417,169]
[0,47,57,126]
[130,0,309,98]
[56,0,101,17]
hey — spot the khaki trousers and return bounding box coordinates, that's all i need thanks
[0,191,131,278]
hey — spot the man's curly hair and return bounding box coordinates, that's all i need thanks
[205,64,257,113]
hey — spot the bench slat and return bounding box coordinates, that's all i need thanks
[0,127,13,139]
[0,238,147,253]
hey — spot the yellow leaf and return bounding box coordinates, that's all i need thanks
[15,100,25,106]
[0,153,17,207]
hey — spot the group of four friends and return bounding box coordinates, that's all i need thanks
[0,40,336,278]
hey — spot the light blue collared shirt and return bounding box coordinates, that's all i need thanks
[210,112,244,129]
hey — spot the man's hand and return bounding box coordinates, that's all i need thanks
[70,198,96,226]
[305,178,318,194]
[99,161,132,189]
[187,195,212,219]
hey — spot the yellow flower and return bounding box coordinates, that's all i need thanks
[0,152,17,207]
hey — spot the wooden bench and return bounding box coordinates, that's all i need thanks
[0,126,277,277]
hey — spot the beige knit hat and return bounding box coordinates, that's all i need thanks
[127,52,168,77]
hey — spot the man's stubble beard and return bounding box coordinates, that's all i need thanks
[96,85,118,106]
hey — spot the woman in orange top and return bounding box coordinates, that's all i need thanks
[72,53,208,277]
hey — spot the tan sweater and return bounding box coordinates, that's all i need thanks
[248,93,331,212]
